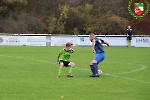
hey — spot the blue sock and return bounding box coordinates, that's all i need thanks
[90,65,94,75]
[93,63,98,75]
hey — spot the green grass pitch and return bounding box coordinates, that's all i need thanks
[0,46,150,100]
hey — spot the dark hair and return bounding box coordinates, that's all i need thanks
[66,42,73,47]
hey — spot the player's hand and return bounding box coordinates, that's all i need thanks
[71,49,74,53]
[69,48,74,53]
[69,48,72,51]
[57,59,59,62]
[107,43,110,46]
[104,41,109,47]
[92,49,95,53]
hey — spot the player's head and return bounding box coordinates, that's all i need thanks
[128,26,131,29]
[66,42,73,50]
[89,33,95,40]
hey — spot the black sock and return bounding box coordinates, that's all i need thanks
[93,63,98,75]
[90,65,94,75]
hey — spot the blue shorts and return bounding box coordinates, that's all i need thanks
[94,53,105,64]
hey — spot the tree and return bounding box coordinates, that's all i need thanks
[46,5,69,34]
[0,0,28,16]
[0,0,149,35]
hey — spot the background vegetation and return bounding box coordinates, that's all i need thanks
[0,0,150,35]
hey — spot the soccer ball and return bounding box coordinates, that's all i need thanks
[98,70,102,76]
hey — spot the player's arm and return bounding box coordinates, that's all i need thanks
[57,49,63,62]
[126,29,129,37]
[71,49,74,53]
[57,54,60,62]
[69,48,75,53]
[104,41,109,46]
[92,39,96,53]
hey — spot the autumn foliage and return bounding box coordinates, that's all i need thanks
[0,0,149,35]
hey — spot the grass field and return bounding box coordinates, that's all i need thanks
[0,46,150,100]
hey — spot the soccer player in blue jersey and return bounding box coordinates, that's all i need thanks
[89,33,109,77]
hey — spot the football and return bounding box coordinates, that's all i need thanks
[98,70,102,76]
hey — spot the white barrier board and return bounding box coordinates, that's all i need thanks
[0,36,47,46]
[135,37,150,47]
[51,36,78,46]
[0,35,149,47]
[78,36,135,46]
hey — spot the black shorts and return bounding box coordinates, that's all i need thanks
[127,36,132,40]
[59,60,70,66]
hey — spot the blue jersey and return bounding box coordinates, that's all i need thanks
[91,37,104,54]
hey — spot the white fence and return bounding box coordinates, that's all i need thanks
[0,35,149,47]
[135,37,150,47]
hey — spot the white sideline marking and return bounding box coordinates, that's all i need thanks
[104,73,149,84]
[0,54,149,84]
[99,61,147,75]
[113,64,146,74]
[76,67,149,84]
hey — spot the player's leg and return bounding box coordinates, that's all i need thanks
[68,62,75,74]
[57,61,64,77]
[89,59,98,77]
[128,37,132,47]
[90,61,95,75]
[92,59,98,75]
[129,40,131,47]
[127,37,129,47]
[67,62,75,77]
[96,53,105,76]
[90,53,105,77]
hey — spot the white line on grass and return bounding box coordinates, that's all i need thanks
[113,64,146,75]
[104,73,150,84]
[76,67,149,84]
[0,54,149,84]
[76,60,147,75]
[95,61,147,75]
